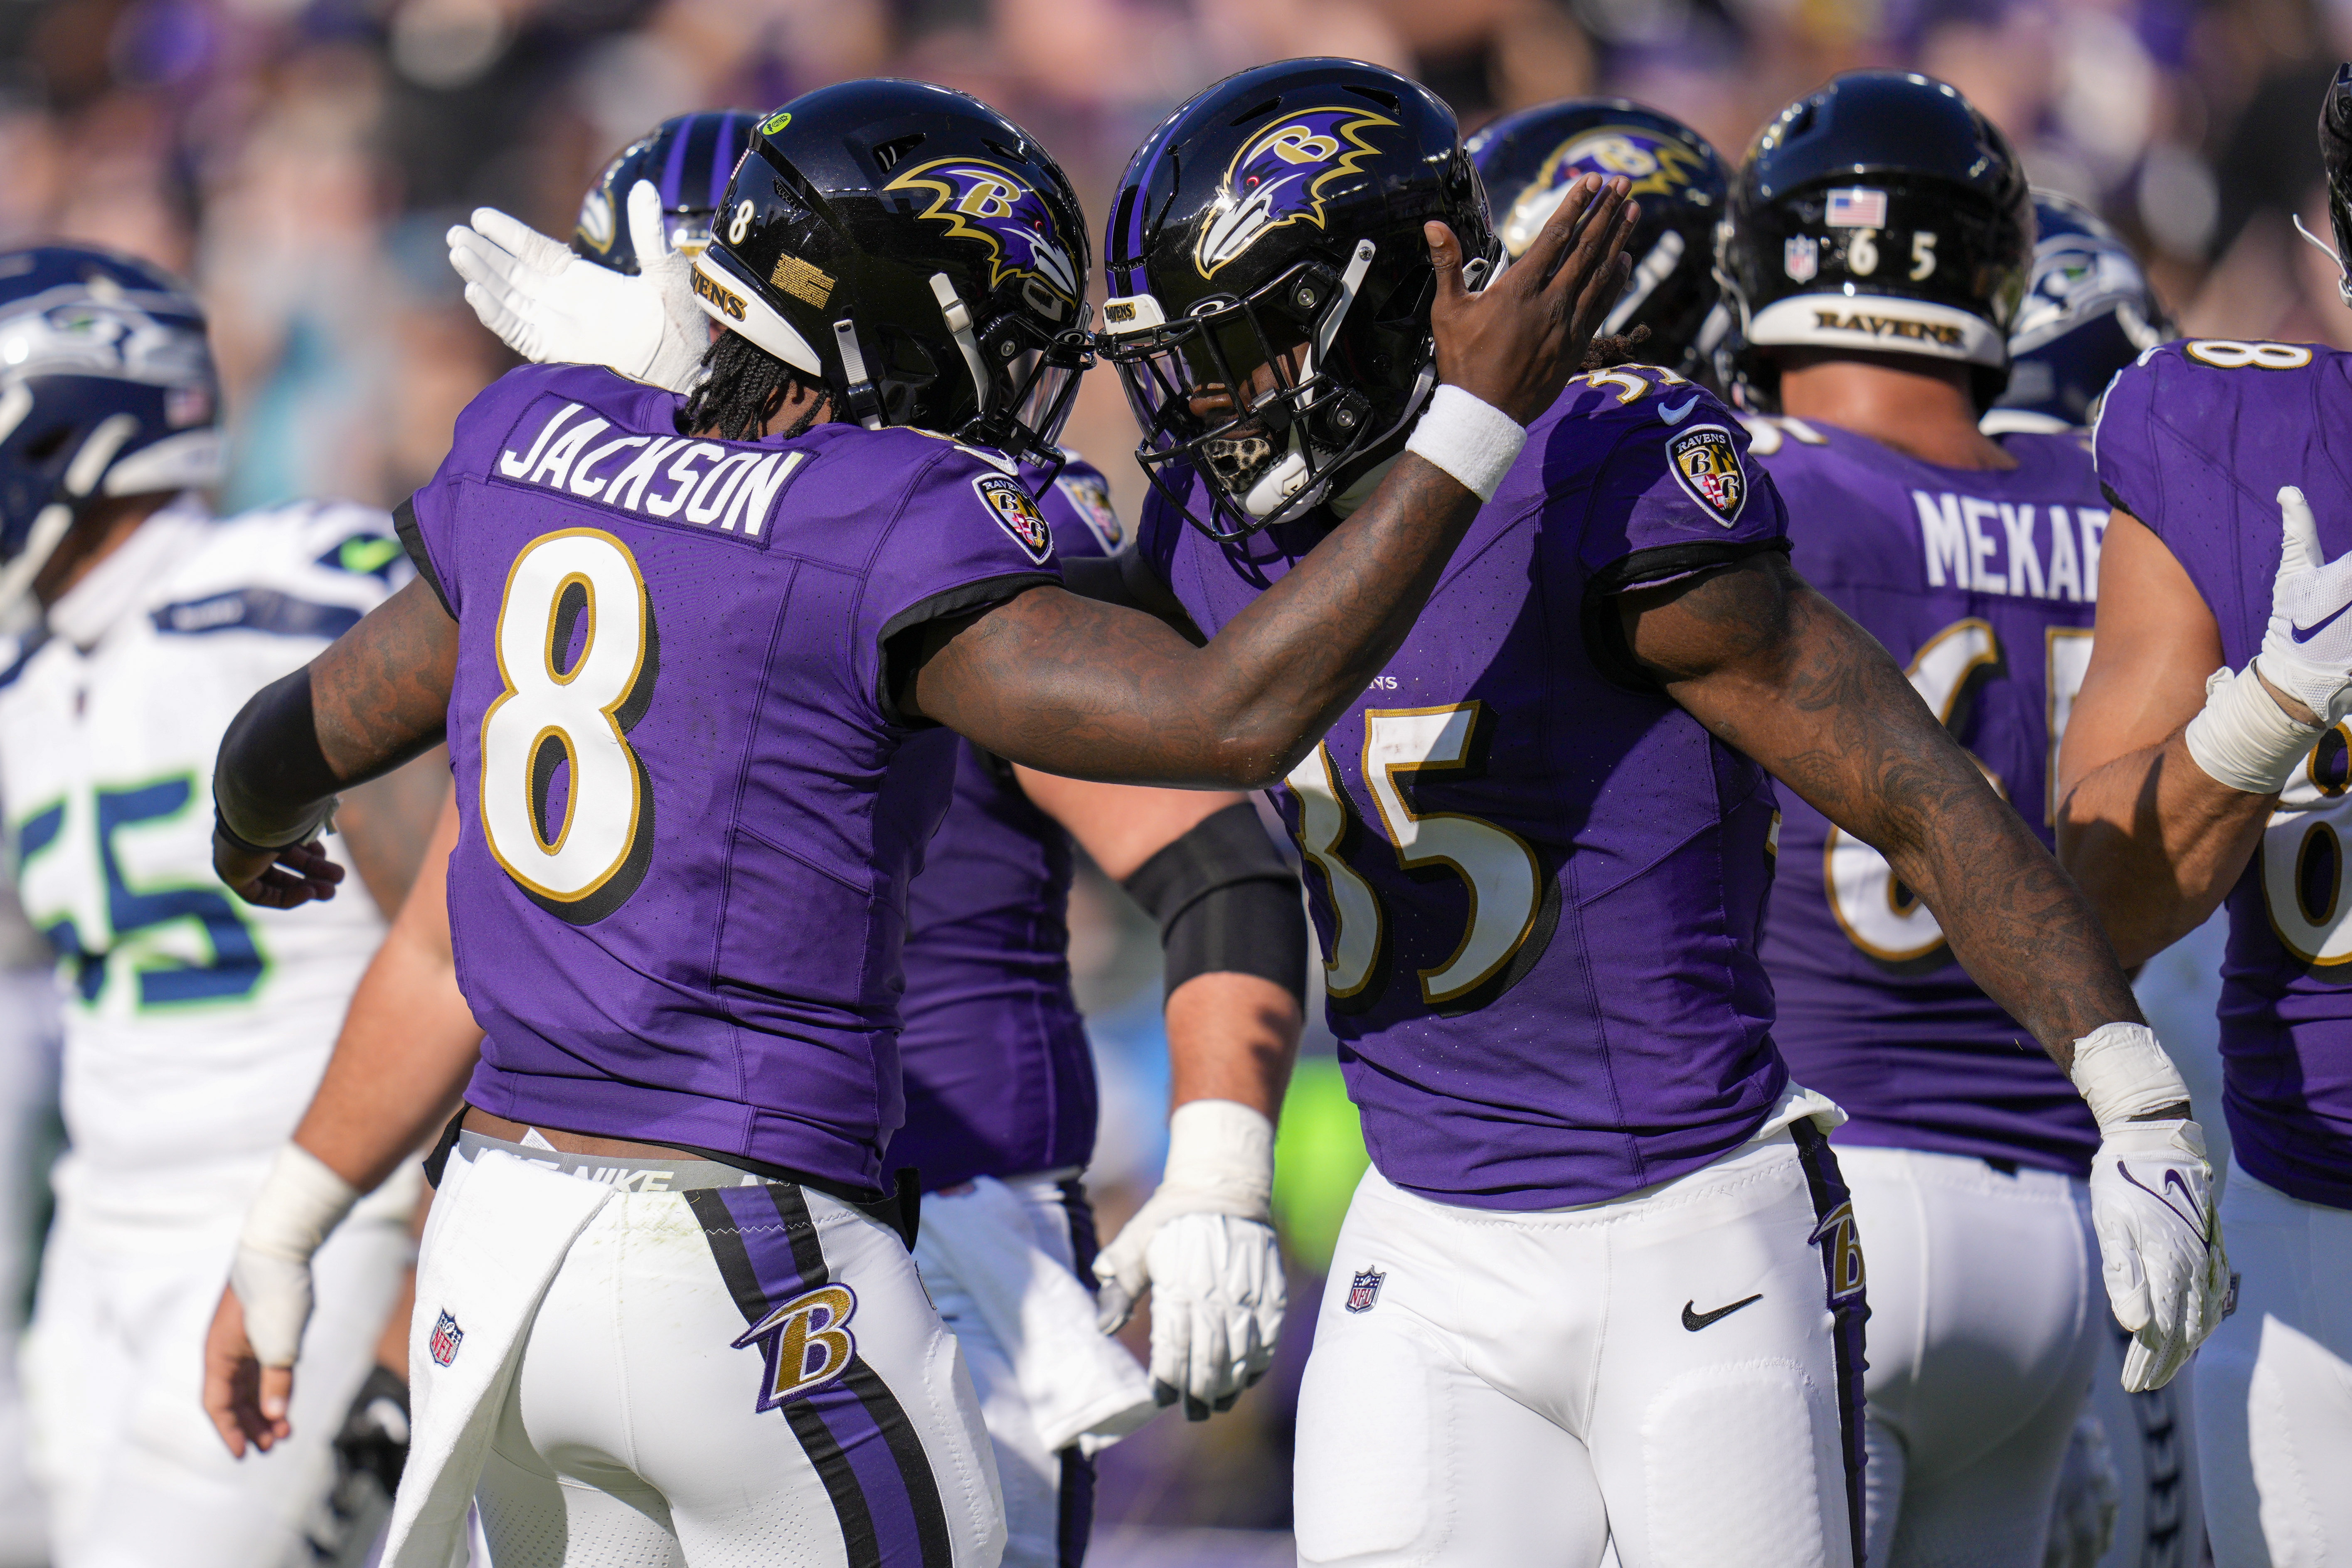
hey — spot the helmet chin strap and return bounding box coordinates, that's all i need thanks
[2293,212,2352,308]
[929,273,995,419]
[0,412,142,624]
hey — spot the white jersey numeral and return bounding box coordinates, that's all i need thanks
[1827,617,2053,961]
[2260,725,2352,966]
[480,529,658,918]
[1283,703,1542,1009]
[2182,340,2314,371]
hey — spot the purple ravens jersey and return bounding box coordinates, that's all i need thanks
[2093,338,2352,1209]
[1139,369,1789,1210]
[402,363,1060,1189]
[1744,414,2103,1176]
[888,460,1123,1192]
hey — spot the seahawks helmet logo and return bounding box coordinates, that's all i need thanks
[885,158,1079,312]
[1194,108,1397,278]
[1501,127,1704,258]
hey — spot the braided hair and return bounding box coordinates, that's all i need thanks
[679,331,829,442]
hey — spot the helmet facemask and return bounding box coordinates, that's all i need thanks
[1101,241,1424,542]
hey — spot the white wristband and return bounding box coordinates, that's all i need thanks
[2185,662,2322,795]
[1404,384,1526,503]
[1158,1099,1275,1223]
[237,1142,359,1265]
[2069,1022,2192,1130]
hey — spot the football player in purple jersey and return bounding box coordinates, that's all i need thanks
[1095,57,2224,1566]
[194,78,1640,1567]
[440,111,1314,1565]
[1717,72,2190,1568]
[2058,64,2352,1568]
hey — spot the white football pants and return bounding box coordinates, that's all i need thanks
[915,1174,1100,1568]
[1835,1147,2103,1568]
[22,1166,413,1568]
[449,1151,1004,1568]
[1293,1125,1867,1568]
[2194,1161,2352,1567]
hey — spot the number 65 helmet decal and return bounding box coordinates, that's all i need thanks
[1097,59,1495,542]
[1716,71,2033,410]
[690,80,1092,474]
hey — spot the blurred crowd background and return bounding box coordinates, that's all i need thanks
[0,0,2340,1550]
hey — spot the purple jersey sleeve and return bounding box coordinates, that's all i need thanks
[1565,392,1790,583]
[850,442,1062,729]
[2088,348,2167,527]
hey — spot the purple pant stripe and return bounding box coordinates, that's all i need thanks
[714,1182,818,1297]
[1793,1122,1870,1568]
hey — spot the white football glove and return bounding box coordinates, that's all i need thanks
[1094,1100,1286,1419]
[2257,485,2352,728]
[2071,1024,2229,1393]
[229,1143,360,1366]
[2042,1411,2119,1568]
[446,180,708,394]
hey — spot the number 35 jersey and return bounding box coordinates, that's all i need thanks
[2093,339,2352,1209]
[402,363,1060,1191]
[0,495,400,1223]
[1747,416,2102,1178]
[1140,373,1793,1211]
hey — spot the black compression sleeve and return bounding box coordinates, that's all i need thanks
[1121,802,1307,1007]
[212,667,342,849]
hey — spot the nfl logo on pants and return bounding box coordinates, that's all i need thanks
[1346,1270,1384,1313]
[430,1309,464,1367]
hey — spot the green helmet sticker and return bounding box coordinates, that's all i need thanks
[758,110,791,137]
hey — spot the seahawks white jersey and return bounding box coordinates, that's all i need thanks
[0,495,403,1224]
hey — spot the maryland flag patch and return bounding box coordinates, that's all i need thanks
[1667,425,1747,526]
[974,473,1053,564]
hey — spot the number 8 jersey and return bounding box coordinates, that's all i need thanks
[1139,372,1795,1211]
[401,364,1060,1191]
[2093,338,2352,1209]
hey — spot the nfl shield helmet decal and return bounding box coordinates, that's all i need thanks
[1783,234,1819,283]
[1194,108,1397,278]
[1345,1268,1385,1313]
[429,1309,464,1367]
[974,473,1054,564]
[1666,425,1747,525]
[884,158,1080,318]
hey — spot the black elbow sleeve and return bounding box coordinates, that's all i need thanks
[1120,802,1308,1008]
[213,667,341,850]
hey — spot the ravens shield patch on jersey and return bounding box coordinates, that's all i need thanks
[974,473,1053,564]
[1667,425,1747,525]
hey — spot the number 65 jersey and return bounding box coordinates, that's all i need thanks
[1745,414,2104,1178]
[2093,338,2352,1209]
[1140,371,1796,1211]
[401,363,1060,1192]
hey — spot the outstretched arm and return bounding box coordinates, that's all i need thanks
[1017,769,1304,1417]
[1626,551,2143,1062]
[2057,509,2287,965]
[1623,550,2228,1393]
[910,181,1640,788]
[205,790,481,1457]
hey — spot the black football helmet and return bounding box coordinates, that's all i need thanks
[572,110,758,274]
[1468,98,1726,376]
[1992,192,2170,425]
[1718,71,2033,407]
[690,81,1091,469]
[2318,63,2352,308]
[0,246,222,614]
[1098,59,1495,541]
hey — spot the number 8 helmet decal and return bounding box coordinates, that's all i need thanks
[689,80,1092,474]
[1716,71,2033,411]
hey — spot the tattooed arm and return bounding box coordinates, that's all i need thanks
[1622,551,2147,1071]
